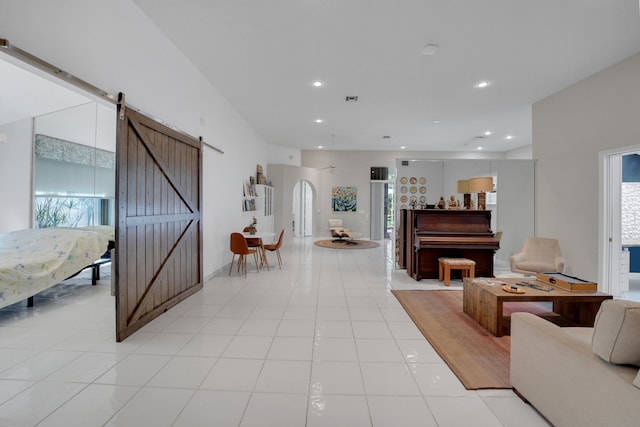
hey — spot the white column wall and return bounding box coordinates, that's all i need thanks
[0,118,33,233]
[533,52,640,281]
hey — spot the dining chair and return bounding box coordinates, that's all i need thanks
[263,229,285,269]
[243,226,269,270]
[229,232,259,277]
[243,226,262,252]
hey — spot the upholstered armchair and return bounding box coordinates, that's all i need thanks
[509,237,565,276]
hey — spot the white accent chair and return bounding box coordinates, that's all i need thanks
[509,237,564,276]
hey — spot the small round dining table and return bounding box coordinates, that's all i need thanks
[242,231,275,270]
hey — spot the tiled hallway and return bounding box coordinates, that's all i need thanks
[0,238,549,426]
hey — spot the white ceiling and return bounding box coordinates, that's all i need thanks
[132,0,640,153]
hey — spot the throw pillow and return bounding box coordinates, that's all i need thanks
[591,299,640,366]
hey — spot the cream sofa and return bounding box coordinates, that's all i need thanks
[510,301,640,427]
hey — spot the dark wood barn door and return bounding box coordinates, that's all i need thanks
[115,102,202,341]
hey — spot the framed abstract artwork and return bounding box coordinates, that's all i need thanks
[332,186,357,212]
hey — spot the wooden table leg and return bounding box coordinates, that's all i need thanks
[475,285,501,337]
[493,299,503,337]
[444,264,451,286]
[259,239,270,271]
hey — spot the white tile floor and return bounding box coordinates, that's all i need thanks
[622,274,640,302]
[0,238,551,426]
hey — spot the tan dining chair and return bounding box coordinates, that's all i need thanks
[263,229,285,269]
[229,232,259,277]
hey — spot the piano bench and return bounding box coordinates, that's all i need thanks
[438,258,476,286]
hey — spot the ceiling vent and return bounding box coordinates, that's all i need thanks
[345,96,359,102]
[401,160,409,166]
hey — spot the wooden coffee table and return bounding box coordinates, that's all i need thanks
[463,278,612,337]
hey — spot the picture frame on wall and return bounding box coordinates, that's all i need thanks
[332,186,357,212]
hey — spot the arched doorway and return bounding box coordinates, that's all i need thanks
[293,180,314,237]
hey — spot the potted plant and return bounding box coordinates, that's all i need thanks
[247,216,258,234]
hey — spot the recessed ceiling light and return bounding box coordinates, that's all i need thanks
[317,145,323,149]
[421,44,439,56]
[477,146,483,150]
[505,135,513,140]
[312,80,324,88]
[484,131,492,136]
[315,119,324,123]
[400,146,406,150]
[433,120,440,124]
[475,81,490,89]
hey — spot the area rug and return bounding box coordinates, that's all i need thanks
[392,290,555,390]
[314,239,380,249]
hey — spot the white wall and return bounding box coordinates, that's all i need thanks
[534,52,640,281]
[0,118,33,233]
[267,164,321,237]
[298,150,533,252]
[0,0,269,277]
[267,144,301,167]
[395,158,534,261]
[505,145,533,159]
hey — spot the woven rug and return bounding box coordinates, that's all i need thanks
[314,239,380,249]
[392,290,555,389]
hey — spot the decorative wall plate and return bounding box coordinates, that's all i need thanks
[419,186,426,194]
[400,177,408,184]
[410,196,417,203]
[419,177,427,184]
[400,195,408,203]
[400,186,408,193]
[409,177,417,184]
[400,204,407,209]
[410,186,417,193]
[419,196,426,203]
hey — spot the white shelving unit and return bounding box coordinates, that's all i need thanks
[242,180,257,212]
[242,183,274,234]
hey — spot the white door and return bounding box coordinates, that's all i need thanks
[599,145,640,297]
[293,180,313,237]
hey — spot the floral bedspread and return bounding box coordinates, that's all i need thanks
[0,227,112,308]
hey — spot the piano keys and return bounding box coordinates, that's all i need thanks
[399,209,499,281]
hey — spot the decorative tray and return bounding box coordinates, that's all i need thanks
[502,285,525,294]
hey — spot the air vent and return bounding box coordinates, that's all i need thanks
[401,160,409,166]
[345,96,359,102]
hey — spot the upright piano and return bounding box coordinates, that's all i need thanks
[401,209,499,281]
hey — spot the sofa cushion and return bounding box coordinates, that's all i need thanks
[591,299,640,366]
[634,370,640,389]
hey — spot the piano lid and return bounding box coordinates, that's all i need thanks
[414,210,493,234]
[416,235,499,250]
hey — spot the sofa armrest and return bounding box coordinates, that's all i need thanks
[511,313,640,427]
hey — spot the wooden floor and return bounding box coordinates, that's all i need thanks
[392,289,553,389]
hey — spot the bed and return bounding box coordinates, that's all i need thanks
[0,227,113,309]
